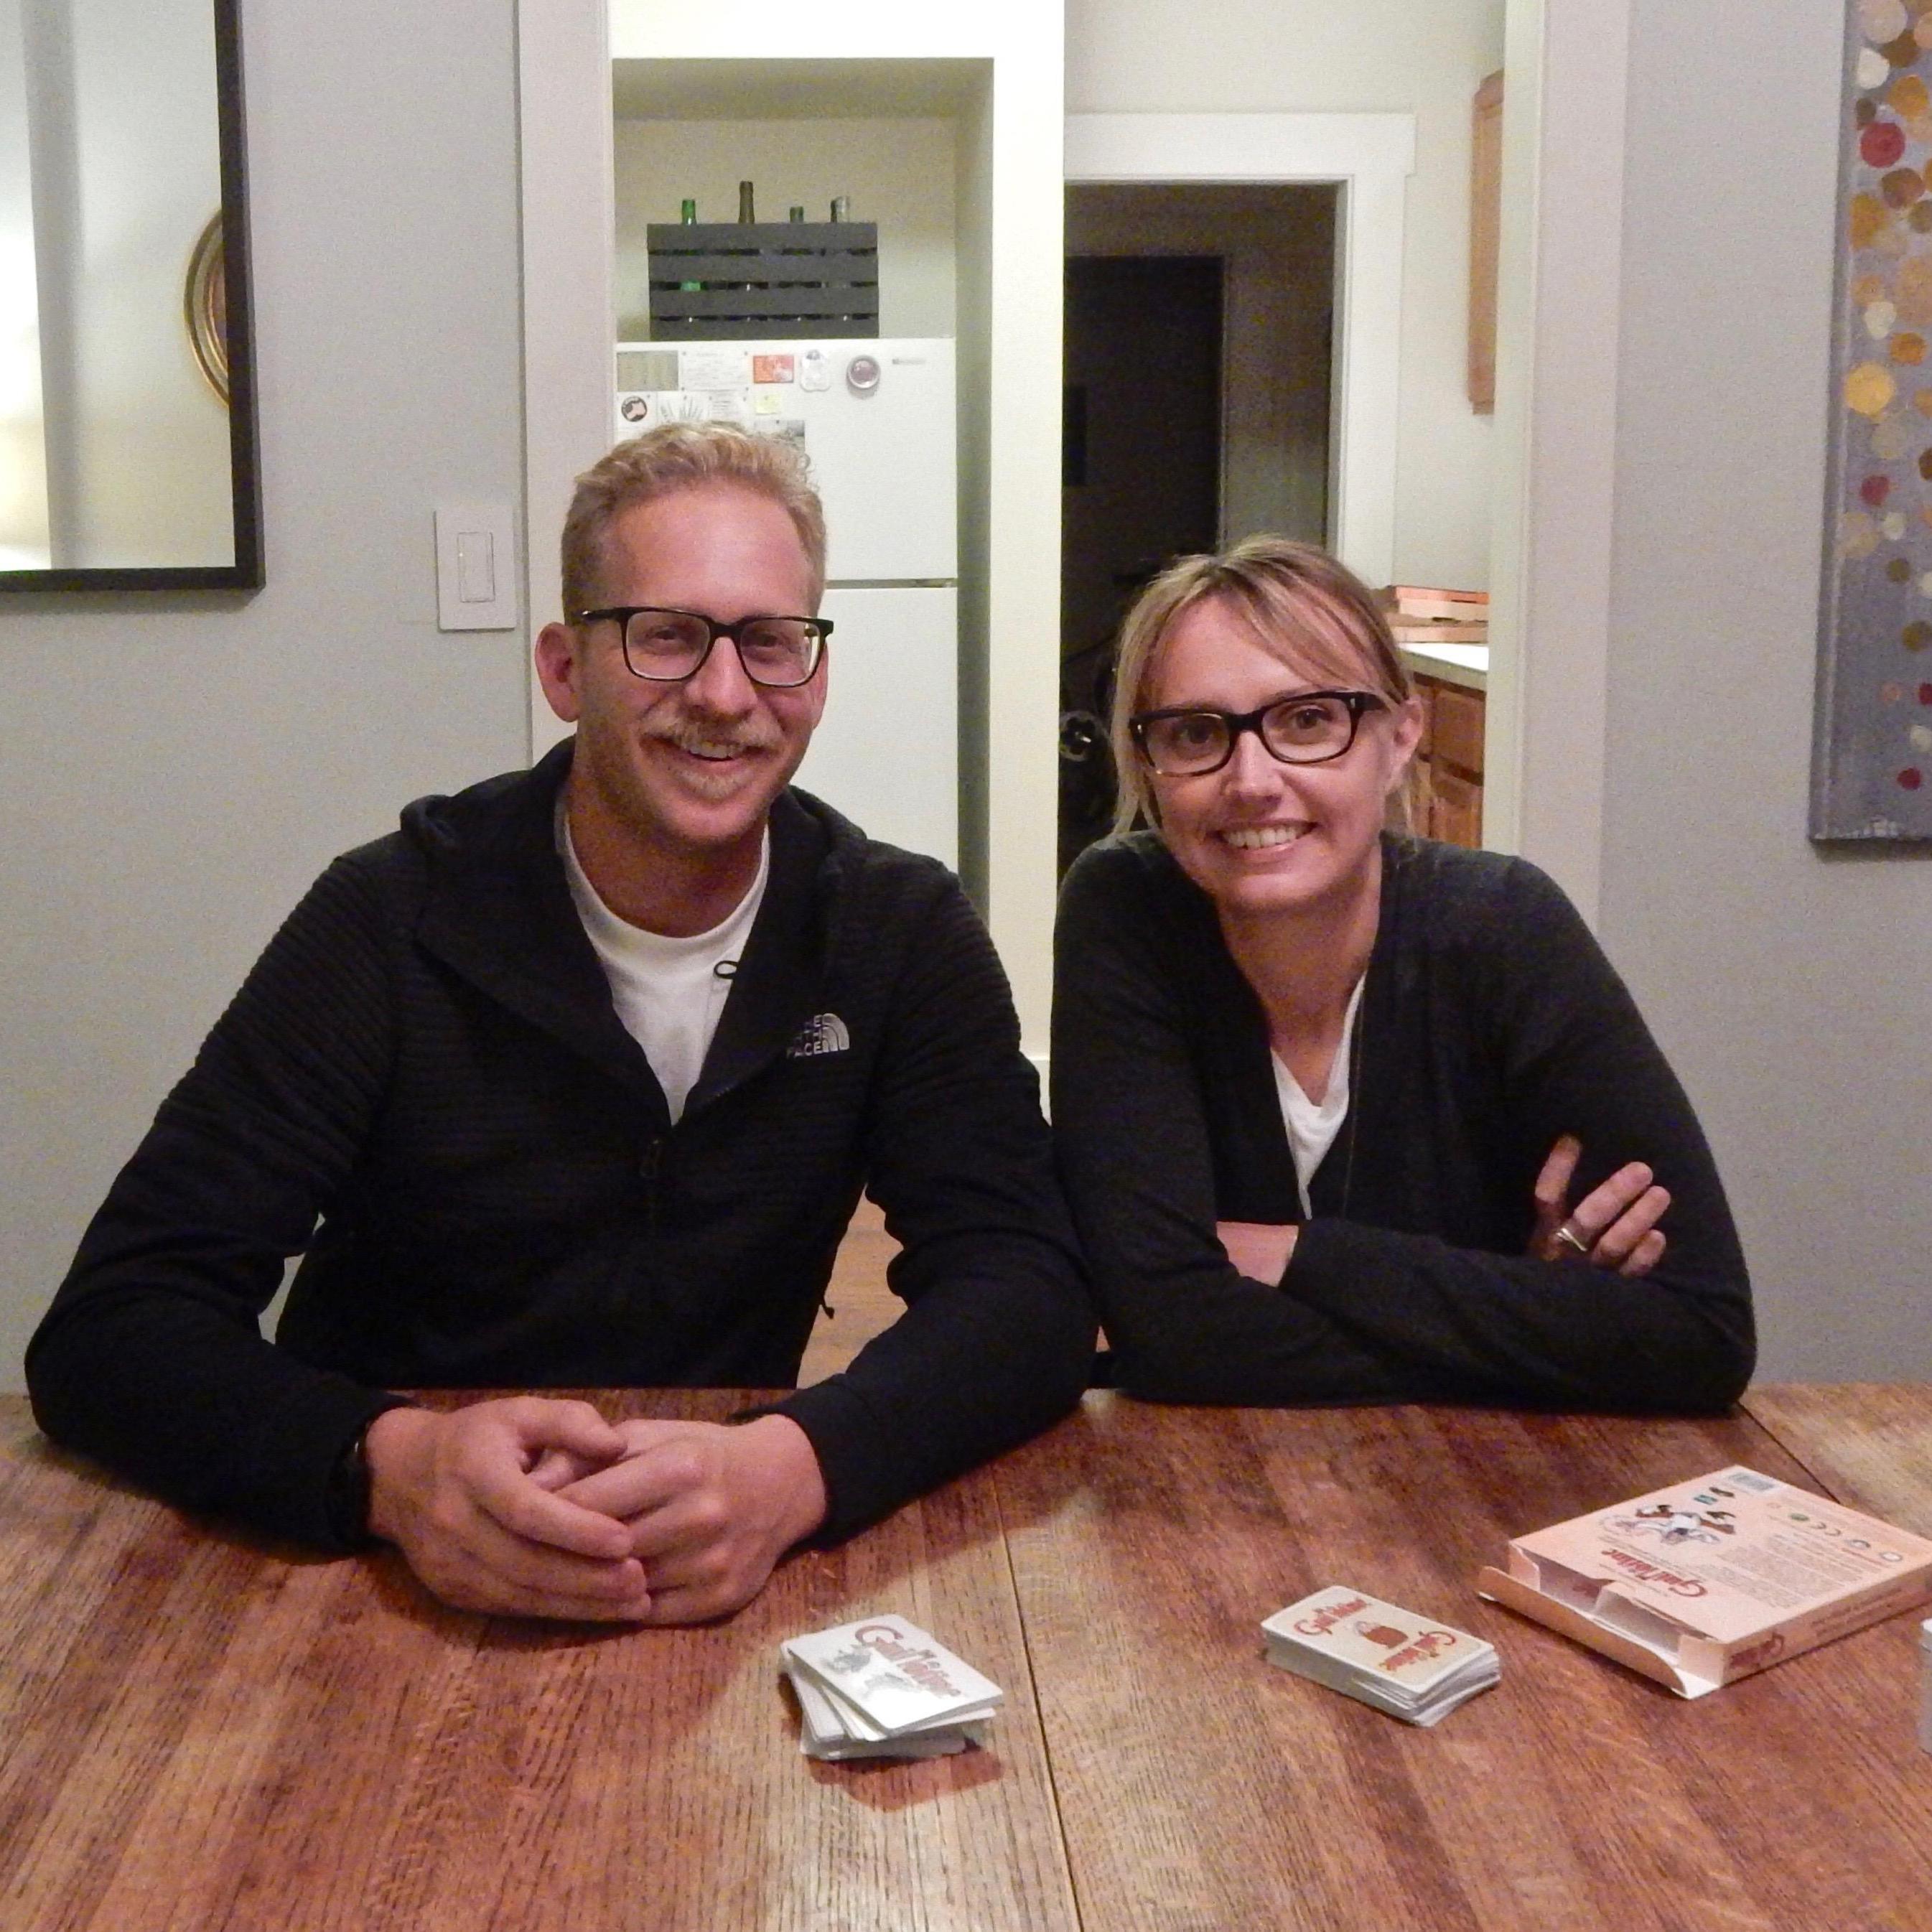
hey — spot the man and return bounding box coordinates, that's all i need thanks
[27,424,1093,1624]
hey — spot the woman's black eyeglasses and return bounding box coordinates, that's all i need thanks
[1129,690,1383,776]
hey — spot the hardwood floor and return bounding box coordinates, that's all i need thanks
[798,1196,903,1383]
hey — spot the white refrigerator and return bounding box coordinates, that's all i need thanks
[614,338,958,869]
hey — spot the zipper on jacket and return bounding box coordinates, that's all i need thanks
[638,1134,666,1233]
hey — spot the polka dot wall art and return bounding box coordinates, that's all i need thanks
[1816,0,1932,837]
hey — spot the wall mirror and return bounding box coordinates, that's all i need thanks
[1,0,259,589]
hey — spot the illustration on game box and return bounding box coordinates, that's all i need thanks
[1477,1465,1932,1697]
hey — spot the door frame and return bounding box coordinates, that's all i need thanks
[515,5,1069,1045]
[516,0,615,760]
[1064,113,1414,590]
[1484,0,1631,918]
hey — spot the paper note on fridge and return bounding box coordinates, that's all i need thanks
[1477,1465,1932,1697]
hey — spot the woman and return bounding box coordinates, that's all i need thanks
[1051,539,1753,1409]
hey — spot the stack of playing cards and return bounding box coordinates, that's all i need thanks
[1261,1585,1501,1727]
[780,1614,1003,1760]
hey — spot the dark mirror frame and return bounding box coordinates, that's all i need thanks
[1,0,261,593]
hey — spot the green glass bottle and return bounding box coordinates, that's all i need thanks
[678,198,700,291]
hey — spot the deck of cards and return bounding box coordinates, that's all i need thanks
[780,1614,1003,1760]
[1261,1585,1501,1727]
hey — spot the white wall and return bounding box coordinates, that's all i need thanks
[1597,0,1932,1378]
[0,0,529,1390]
[613,118,956,340]
[1065,0,1505,591]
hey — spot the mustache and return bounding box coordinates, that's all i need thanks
[640,714,784,755]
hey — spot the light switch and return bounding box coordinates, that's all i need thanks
[435,504,518,630]
[456,531,495,603]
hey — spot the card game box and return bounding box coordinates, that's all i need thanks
[1478,1465,1932,1697]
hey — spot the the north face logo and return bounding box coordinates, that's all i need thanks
[787,1012,851,1058]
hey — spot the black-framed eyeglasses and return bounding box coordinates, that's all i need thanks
[1129,690,1383,777]
[574,605,831,688]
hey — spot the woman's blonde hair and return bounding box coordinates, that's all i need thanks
[1107,536,1415,834]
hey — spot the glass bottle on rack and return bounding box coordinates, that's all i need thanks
[678,198,700,291]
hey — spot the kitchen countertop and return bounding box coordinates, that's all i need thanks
[1400,640,1488,694]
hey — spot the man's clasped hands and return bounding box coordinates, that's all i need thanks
[364,1399,829,1625]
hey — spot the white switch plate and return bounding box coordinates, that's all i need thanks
[434,504,518,630]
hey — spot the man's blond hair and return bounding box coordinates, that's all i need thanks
[560,424,828,620]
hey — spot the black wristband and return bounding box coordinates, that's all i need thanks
[322,1419,376,1549]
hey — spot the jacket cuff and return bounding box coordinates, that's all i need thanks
[758,1376,894,1544]
[279,1387,415,1554]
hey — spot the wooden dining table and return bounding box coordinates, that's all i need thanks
[3,1384,1928,1931]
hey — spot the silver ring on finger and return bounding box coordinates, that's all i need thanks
[1553,1222,1591,1257]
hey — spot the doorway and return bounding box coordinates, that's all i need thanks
[1059,253,1221,870]
[1058,182,1338,872]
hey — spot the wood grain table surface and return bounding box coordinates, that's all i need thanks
[4,1386,1930,1932]
[991,1391,1932,1932]
[1745,1382,1932,1541]
[0,1391,1075,1932]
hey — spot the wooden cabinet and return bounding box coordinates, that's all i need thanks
[1429,678,1485,777]
[1409,673,1485,848]
[1428,763,1483,848]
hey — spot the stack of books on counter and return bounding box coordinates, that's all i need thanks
[1381,584,1489,645]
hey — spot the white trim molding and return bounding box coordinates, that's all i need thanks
[515,0,615,763]
[1064,113,1415,589]
[1484,0,1632,922]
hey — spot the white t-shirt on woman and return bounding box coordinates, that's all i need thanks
[1270,974,1366,1219]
